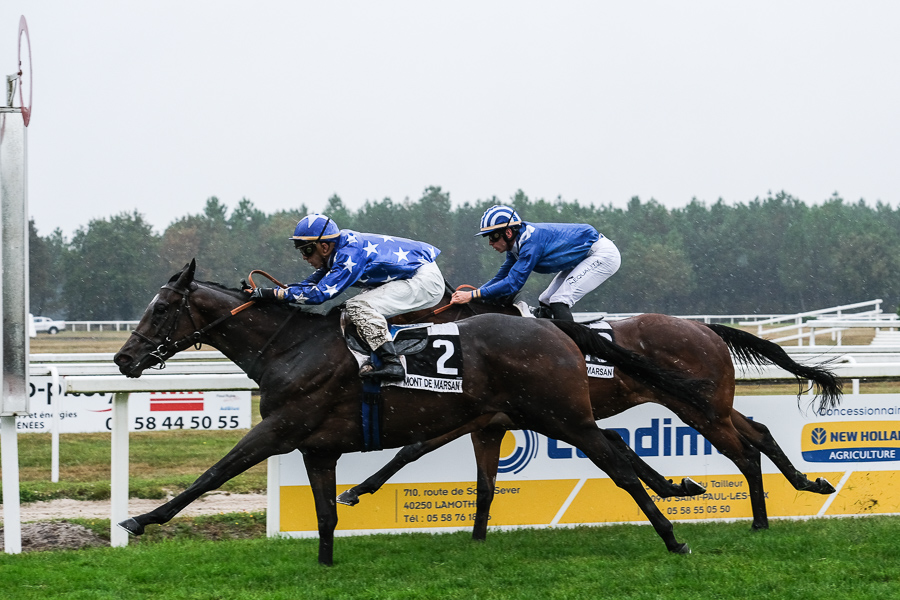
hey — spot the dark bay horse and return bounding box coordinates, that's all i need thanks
[112,261,713,564]
[337,289,842,533]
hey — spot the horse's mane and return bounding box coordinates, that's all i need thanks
[201,280,242,294]
[197,279,345,319]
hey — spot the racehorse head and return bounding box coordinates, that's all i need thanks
[114,259,203,377]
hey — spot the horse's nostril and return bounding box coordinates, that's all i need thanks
[114,353,131,367]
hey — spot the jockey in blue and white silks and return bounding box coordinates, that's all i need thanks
[248,213,445,381]
[450,205,621,321]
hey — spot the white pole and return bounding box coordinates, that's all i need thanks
[1,415,23,554]
[50,366,59,482]
[266,455,281,538]
[110,392,130,547]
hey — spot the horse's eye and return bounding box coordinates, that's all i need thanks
[153,302,168,314]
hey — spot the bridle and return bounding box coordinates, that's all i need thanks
[403,285,480,324]
[129,283,255,370]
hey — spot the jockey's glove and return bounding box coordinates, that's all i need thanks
[248,287,278,302]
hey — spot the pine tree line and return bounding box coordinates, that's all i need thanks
[29,188,900,320]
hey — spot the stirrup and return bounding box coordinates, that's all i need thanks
[360,363,405,382]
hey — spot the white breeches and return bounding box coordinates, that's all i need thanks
[345,261,445,349]
[538,236,621,307]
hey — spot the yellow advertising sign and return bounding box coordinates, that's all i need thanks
[276,395,900,536]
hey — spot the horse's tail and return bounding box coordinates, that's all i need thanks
[550,319,715,417]
[705,323,843,412]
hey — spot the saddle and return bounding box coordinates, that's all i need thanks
[340,312,429,357]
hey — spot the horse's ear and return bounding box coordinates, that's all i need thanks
[174,259,196,289]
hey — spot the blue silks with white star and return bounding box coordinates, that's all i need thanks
[283,230,441,306]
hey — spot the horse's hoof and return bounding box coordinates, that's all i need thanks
[336,490,359,506]
[670,542,691,554]
[750,522,769,531]
[681,477,706,495]
[117,518,145,536]
[817,477,836,495]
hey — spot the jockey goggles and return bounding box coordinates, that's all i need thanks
[294,217,333,256]
[487,230,505,243]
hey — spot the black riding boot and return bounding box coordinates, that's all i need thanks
[550,302,574,321]
[532,302,553,319]
[360,341,405,382]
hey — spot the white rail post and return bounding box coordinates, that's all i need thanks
[1,415,22,554]
[267,456,281,538]
[110,391,130,547]
[50,366,59,482]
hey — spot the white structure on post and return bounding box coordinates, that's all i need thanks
[0,15,32,555]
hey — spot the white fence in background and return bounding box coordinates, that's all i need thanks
[59,300,899,334]
[62,314,782,331]
[64,320,140,332]
[738,299,891,346]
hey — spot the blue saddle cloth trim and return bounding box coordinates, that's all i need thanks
[388,323,430,338]
[361,355,384,452]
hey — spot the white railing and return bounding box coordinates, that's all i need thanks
[63,320,140,332]
[738,299,886,346]
[577,312,793,324]
[57,312,839,331]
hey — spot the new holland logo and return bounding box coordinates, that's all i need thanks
[498,430,539,474]
[801,422,900,462]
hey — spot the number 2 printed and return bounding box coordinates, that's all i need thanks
[433,340,458,375]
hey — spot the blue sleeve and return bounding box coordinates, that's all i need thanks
[294,268,327,287]
[482,253,515,288]
[282,248,365,305]
[476,246,540,299]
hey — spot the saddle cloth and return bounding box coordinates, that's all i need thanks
[584,319,615,379]
[344,321,465,394]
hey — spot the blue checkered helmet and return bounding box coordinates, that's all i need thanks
[475,205,522,237]
[289,213,340,246]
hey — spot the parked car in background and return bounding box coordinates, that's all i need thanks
[32,315,66,334]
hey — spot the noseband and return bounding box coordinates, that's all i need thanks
[129,283,254,369]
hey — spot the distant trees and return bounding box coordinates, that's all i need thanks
[29,190,900,320]
[62,211,163,320]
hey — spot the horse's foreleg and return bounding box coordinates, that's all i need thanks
[471,427,506,541]
[601,429,706,497]
[118,416,295,537]
[337,414,498,507]
[732,410,836,495]
[303,451,340,566]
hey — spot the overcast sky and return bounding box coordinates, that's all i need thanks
[2,1,898,238]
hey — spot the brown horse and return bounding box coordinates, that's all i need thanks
[112,261,715,564]
[337,288,842,534]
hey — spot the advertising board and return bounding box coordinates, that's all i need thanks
[275,394,900,537]
[15,375,251,433]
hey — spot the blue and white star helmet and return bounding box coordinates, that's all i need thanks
[289,213,340,243]
[476,205,522,236]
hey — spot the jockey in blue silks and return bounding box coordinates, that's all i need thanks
[450,205,621,321]
[249,213,444,381]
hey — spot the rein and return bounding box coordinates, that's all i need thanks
[130,270,286,370]
[406,285,479,324]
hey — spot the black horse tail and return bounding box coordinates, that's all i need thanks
[550,320,715,418]
[705,323,843,412]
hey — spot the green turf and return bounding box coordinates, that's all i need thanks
[2,517,899,599]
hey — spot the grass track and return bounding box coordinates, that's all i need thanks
[2,518,900,599]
